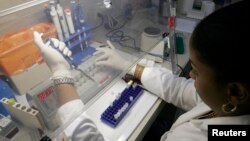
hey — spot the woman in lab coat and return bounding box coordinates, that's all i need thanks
[33,1,249,140]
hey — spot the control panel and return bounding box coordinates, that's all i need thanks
[26,79,59,131]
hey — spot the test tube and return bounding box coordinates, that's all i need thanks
[126,80,133,89]
[132,83,138,89]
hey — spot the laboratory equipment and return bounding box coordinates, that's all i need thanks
[176,0,194,15]
[162,33,170,60]
[186,9,205,20]
[0,114,19,140]
[57,4,70,39]
[63,27,92,63]
[101,81,144,127]
[175,33,185,54]
[140,26,162,52]
[26,79,60,131]
[43,3,52,22]
[0,79,16,116]
[64,6,75,34]
[50,5,64,41]
[35,38,126,104]
[0,0,179,140]
[167,0,180,75]
[182,0,215,20]
[72,53,121,103]
[0,98,44,130]
[70,0,89,52]
[71,0,82,32]
[52,41,126,104]
[159,0,170,25]
[7,63,52,95]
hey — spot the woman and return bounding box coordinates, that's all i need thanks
[33,1,249,140]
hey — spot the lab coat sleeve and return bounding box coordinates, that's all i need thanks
[141,67,202,111]
[56,100,105,141]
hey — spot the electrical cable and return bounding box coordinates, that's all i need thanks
[92,8,185,73]
[105,23,184,72]
[104,14,139,50]
[106,29,137,50]
[87,13,105,32]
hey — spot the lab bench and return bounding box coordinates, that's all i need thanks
[0,1,195,140]
[53,28,190,141]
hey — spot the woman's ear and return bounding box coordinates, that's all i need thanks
[227,83,249,105]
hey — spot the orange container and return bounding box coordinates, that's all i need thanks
[0,23,57,76]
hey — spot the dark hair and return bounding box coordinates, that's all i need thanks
[190,0,249,85]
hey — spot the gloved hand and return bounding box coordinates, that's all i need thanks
[94,40,131,72]
[33,31,72,79]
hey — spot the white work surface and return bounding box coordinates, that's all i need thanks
[85,79,158,141]
[59,18,192,139]
[83,36,190,141]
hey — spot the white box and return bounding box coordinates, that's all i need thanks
[8,63,51,95]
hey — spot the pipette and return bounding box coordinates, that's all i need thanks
[45,39,76,68]
[57,4,70,39]
[50,5,64,41]
[45,39,96,82]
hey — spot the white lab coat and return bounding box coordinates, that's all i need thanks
[57,67,250,141]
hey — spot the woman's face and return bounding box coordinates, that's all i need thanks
[189,46,228,114]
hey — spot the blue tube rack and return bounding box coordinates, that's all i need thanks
[64,26,91,50]
[101,83,144,128]
[62,23,96,66]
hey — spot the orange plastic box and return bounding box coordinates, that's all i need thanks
[0,23,57,76]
